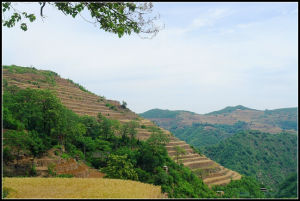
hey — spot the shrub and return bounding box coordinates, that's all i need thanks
[57,174,74,178]
[48,163,57,176]
[101,154,138,181]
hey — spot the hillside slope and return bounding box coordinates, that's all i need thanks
[140,107,297,134]
[2,65,242,188]
[203,130,297,196]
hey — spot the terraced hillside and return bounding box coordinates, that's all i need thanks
[3,65,242,186]
[2,66,157,141]
[166,136,241,187]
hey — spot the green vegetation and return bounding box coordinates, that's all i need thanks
[3,65,57,86]
[2,2,161,38]
[206,105,254,115]
[56,174,74,178]
[121,101,127,109]
[140,109,195,119]
[173,146,186,163]
[170,121,247,148]
[3,86,218,198]
[212,176,265,198]
[105,103,117,111]
[2,186,14,198]
[203,130,297,197]
[66,78,91,94]
[275,172,298,198]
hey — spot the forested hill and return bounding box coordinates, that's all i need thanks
[4,65,267,198]
[140,106,297,134]
[203,130,297,197]
[205,105,255,115]
[140,107,298,198]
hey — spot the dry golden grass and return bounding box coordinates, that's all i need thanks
[3,177,165,199]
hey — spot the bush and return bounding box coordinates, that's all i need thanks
[101,154,138,181]
[57,174,74,178]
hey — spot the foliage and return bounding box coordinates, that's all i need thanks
[174,146,186,163]
[2,77,263,198]
[206,105,254,115]
[105,103,117,111]
[48,163,57,177]
[66,78,91,93]
[56,174,74,178]
[121,101,127,109]
[2,2,163,38]
[170,121,247,149]
[203,130,297,197]
[212,176,265,198]
[3,65,57,86]
[140,109,194,119]
[275,172,298,198]
[101,154,138,180]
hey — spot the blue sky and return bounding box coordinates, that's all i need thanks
[2,2,298,114]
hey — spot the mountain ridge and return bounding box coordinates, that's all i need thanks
[140,106,297,134]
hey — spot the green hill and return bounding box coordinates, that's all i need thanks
[169,121,248,148]
[140,109,195,119]
[141,107,298,198]
[203,130,297,197]
[275,172,298,198]
[206,105,255,115]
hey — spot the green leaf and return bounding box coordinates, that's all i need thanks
[20,23,27,31]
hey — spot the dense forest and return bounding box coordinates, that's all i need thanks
[2,77,265,198]
[203,130,297,198]
[169,121,248,148]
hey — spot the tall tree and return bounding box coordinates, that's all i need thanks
[2,2,163,38]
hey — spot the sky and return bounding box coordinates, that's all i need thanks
[2,2,298,114]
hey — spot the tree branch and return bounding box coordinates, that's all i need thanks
[40,2,46,18]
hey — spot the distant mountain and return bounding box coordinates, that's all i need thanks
[206,105,255,115]
[140,106,297,134]
[140,109,195,119]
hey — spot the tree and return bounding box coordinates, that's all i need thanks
[121,101,127,109]
[2,2,163,38]
[174,146,186,164]
[128,121,139,149]
[3,130,31,167]
[100,154,138,180]
[147,130,170,149]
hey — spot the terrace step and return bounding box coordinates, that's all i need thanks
[165,144,191,151]
[179,156,209,163]
[203,170,235,183]
[183,160,215,169]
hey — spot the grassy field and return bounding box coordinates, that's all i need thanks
[3,177,165,198]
